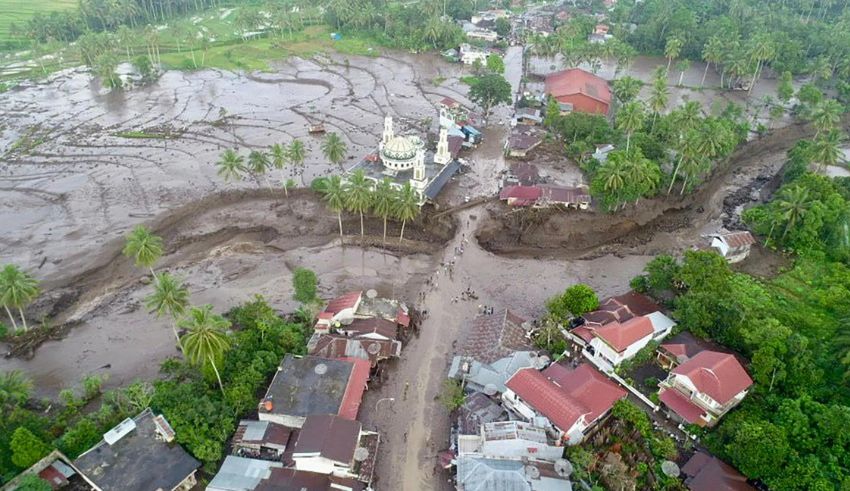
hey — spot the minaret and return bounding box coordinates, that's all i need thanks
[412,148,427,192]
[434,127,451,165]
[381,116,394,147]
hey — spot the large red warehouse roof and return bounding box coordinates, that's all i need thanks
[545,68,612,105]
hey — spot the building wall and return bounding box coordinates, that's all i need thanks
[588,333,653,367]
[258,413,306,429]
[479,439,564,462]
[293,456,352,477]
[664,374,750,425]
[554,94,609,115]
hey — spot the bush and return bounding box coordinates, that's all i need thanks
[546,284,600,322]
[0,322,7,338]
[310,176,329,193]
[440,379,465,411]
[292,268,318,304]
[10,427,51,469]
[14,474,52,491]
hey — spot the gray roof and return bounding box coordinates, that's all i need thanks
[425,159,461,200]
[73,409,199,491]
[458,393,507,434]
[260,355,352,418]
[456,456,572,491]
[207,456,282,491]
[449,351,538,394]
[348,149,460,202]
[292,415,360,465]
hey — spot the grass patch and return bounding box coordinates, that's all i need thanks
[0,0,76,44]
[113,130,175,139]
[459,75,477,86]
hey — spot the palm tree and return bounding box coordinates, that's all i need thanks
[179,305,231,394]
[122,225,163,278]
[648,69,670,128]
[810,131,843,171]
[344,170,373,239]
[664,37,683,71]
[678,155,710,195]
[746,34,775,94]
[321,133,347,169]
[675,101,703,132]
[596,154,629,209]
[676,60,691,87]
[145,272,189,348]
[0,265,39,332]
[288,139,307,185]
[776,185,812,239]
[697,119,734,159]
[247,150,271,188]
[612,76,642,104]
[0,370,33,407]
[810,100,843,136]
[372,178,395,243]
[270,143,289,194]
[616,102,644,152]
[623,150,661,205]
[668,132,701,195]
[393,182,421,243]
[216,149,245,182]
[701,36,723,88]
[322,175,346,238]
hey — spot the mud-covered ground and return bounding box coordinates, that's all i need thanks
[0,44,834,491]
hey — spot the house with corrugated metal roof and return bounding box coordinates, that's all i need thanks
[709,231,756,263]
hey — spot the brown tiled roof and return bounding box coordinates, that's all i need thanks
[344,317,399,340]
[233,420,293,447]
[673,351,753,404]
[545,68,612,104]
[659,388,707,426]
[508,132,542,150]
[582,291,661,325]
[457,310,530,364]
[543,363,626,424]
[682,452,755,491]
[509,162,540,185]
[257,468,366,491]
[293,415,360,465]
[594,316,654,352]
[541,186,590,204]
[659,332,722,364]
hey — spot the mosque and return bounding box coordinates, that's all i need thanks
[347,116,461,206]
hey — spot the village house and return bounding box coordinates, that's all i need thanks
[471,9,509,24]
[502,363,627,445]
[347,116,460,206]
[500,184,591,209]
[466,28,499,42]
[569,291,676,371]
[452,309,532,365]
[449,350,545,395]
[258,354,370,428]
[656,331,727,370]
[545,68,612,115]
[457,393,508,435]
[1,450,80,490]
[513,107,543,126]
[504,129,543,158]
[589,23,613,43]
[459,43,489,65]
[291,415,379,484]
[504,162,541,186]
[709,231,756,263]
[681,452,755,491]
[308,334,402,368]
[207,456,366,491]
[456,456,573,491]
[457,421,564,462]
[658,351,754,427]
[73,408,200,491]
[314,290,410,336]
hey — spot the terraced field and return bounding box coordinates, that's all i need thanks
[0,0,76,43]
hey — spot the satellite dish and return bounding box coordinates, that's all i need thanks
[366,289,378,299]
[354,447,370,462]
[483,384,498,396]
[314,363,328,375]
[661,461,680,477]
[554,459,573,477]
[532,355,550,370]
[366,343,381,355]
[524,465,540,480]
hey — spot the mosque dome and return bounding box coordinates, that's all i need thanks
[381,136,418,161]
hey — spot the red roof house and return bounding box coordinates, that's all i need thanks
[682,452,755,491]
[545,68,612,115]
[593,317,654,353]
[315,291,363,332]
[338,357,371,420]
[659,351,753,427]
[503,363,626,444]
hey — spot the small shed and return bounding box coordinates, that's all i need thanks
[709,231,756,263]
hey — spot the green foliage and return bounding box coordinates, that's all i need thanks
[0,370,33,408]
[10,427,51,469]
[612,400,677,460]
[546,284,599,323]
[14,474,52,491]
[485,54,505,74]
[494,17,511,37]
[467,73,512,116]
[440,379,465,411]
[292,268,318,304]
[56,418,100,457]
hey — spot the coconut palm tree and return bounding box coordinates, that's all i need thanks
[701,36,723,88]
[612,76,642,104]
[596,154,629,209]
[776,185,812,239]
[179,305,231,394]
[122,225,163,278]
[623,150,661,205]
[270,143,289,194]
[648,69,670,128]
[810,100,843,136]
[668,132,701,195]
[216,149,245,182]
[145,272,189,349]
[746,34,775,94]
[322,175,346,238]
[0,265,39,332]
[697,119,734,159]
[288,139,307,185]
[0,370,33,407]
[247,150,271,188]
[664,37,683,71]
[616,102,644,152]
[810,131,843,171]
[675,101,703,132]
[393,182,421,243]
[372,178,395,244]
[678,155,711,195]
[344,169,373,239]
[321,133,347,169]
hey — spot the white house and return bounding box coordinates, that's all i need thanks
[709,231,756,263]
[502,364,626,445]
[466,28,499,42]
[658,351,753,427]
[457,421,564,462]
[460,43,489,65]
[314,291,362,332]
